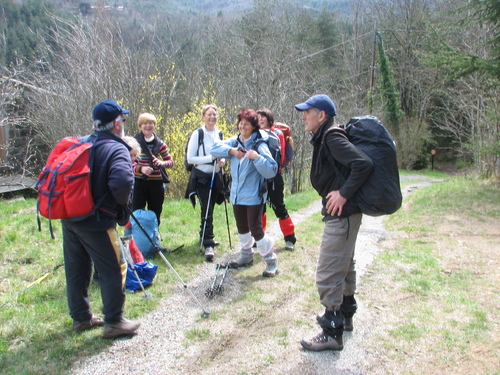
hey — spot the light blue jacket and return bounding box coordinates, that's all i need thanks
[211,130,278,205]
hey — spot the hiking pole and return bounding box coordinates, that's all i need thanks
[23,263,65,292]
[0,263,65,309]
[205,263,222,299]
[199,161,217,253]
[125,206,210,318]
[156,247,211,318]
[215,263,231,295]
[120,235,152,300]
[221,168,232,249]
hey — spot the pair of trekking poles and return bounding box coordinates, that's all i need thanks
[199,162,232,253]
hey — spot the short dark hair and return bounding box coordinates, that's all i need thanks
[256,108,274,127]
[236,108,260,133]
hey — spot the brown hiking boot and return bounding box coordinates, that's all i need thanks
[72,316,104,332]
[301,330,343,351]
[103,318,140,339]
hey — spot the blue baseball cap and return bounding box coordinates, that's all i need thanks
[294,94,337,116]
[92,99,130,125]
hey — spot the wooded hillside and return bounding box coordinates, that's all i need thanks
[1,0,498,196]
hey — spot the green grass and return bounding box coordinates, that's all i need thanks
[0,187,319,374]
[3,172,499,373]
[365,174,500,371]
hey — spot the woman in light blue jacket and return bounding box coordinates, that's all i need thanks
[211,108,279,277]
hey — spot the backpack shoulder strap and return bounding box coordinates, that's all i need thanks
[252,130,266,150]
[197,127,206,156]
[322,125,348,143]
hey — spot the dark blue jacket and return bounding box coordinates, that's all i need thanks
[62,131,134,231]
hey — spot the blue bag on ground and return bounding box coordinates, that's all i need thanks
[124,209,161,258]
[125,262,158,291]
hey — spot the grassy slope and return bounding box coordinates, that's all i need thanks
[1,172,499,373]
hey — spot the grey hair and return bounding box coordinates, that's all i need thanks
[93,116,118,131]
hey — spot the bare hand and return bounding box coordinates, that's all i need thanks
[325,190,347,216]
[231,147,247,159]
[217,158,226,168]
[152,156,164,167]
[142,166,154,176]
[245,149,259,160]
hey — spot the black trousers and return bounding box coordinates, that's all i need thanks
[195,170,221,247]
[132,178,165,225]
[62,221,125,324]
[266,172,289,219]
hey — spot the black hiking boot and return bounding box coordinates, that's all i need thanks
[316,309,345,336]
[341,295,357,331]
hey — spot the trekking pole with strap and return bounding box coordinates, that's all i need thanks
[205,263,222,299]
[124,205,210,318]
[215,263,232,295]
[199,160,217,253]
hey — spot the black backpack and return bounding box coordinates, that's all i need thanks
[323,116,402,216]
[184,128,223,172]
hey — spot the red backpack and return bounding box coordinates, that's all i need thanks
[36,134,115,238]
[274,122,294,168]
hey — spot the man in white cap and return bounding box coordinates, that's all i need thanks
[63,99,140,339]
[295,94,373,351]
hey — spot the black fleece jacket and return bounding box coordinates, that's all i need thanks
[310,117,373,219]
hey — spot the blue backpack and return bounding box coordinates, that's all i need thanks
[124,209,161,258]
[125,262,158,291]
[253,129,282,167]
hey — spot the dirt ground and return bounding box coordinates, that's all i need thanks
[72,175,499,375]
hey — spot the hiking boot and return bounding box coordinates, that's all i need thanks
[204,247,214,262]
[301,330,343,351]
[344,316,354,331]
[262,262,279,277]
[203,240,220,248]
[341,295,357,331]
[103,318,140,339]
[285,241,295,251]
[316,309,345,334]
[262,253,279,277]
[230,249,254,268]
[72,316,104,332]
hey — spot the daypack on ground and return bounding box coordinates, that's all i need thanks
[124,209,161,258]
[184,128,223,172]
[125,262,158,291]
[36,134,115,238]
[274,122,294,168]
[324,116,402,216]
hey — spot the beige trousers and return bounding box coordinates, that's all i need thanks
[316,213,362,311]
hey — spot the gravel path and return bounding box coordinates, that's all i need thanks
[71,176,443,374]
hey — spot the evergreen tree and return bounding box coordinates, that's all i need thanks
[376,32,403,133]
[0,0,60,68]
